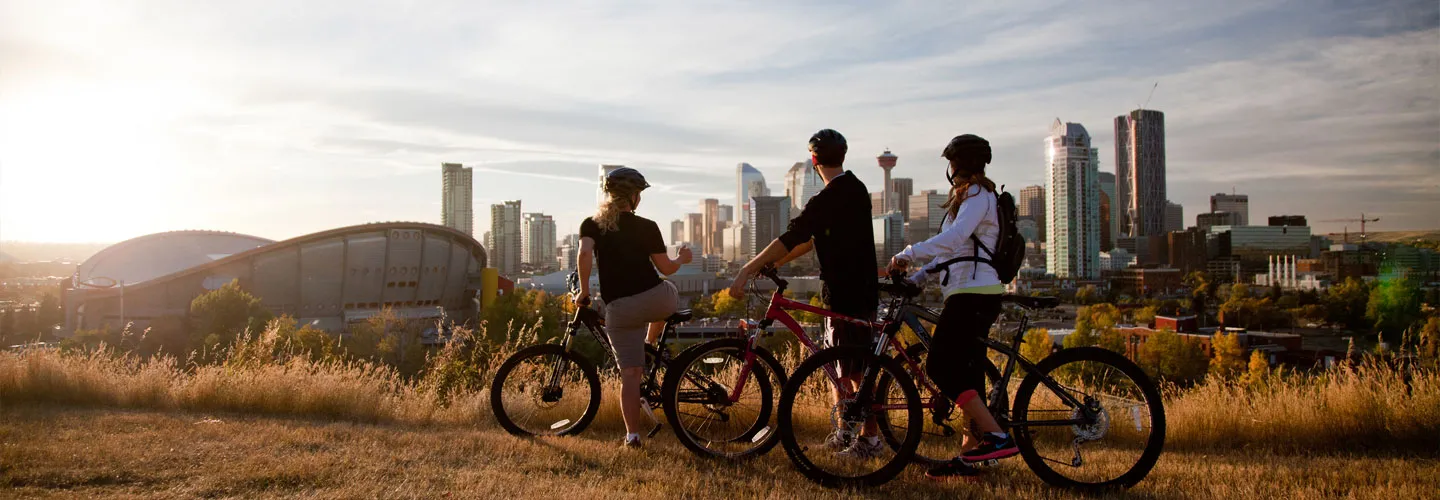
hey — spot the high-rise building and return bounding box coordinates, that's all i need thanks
[483,231,493,255]
[873,212,905,268]
[784,160,824,215]
[701,198,721,255]
[1168,228,1209,274]
[890,178,914,220]
[597,164,625,207]
[685,213,704,248]
[1097,172,1116,251]
[1114,109,1167,237]
[736,163,770,223]
[558,243,578,272]
[1046,120,1101,279]
[870,192,889,217]
[521,213,556,269]
[748,196,791,258]
[1165,201,1184,233]
[441,163,474,236]
[1018,185,1045,242]
[1269,215,1307,227]
[1197,211,1242,231]
[1210,193,1250,226]
[907,189,949,244]
[723,224,750,263]
[490,200,523,276]
[670,219,685,246]
[718,205,733,225]
[561,233,580,248]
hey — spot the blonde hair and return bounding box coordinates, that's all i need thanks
[594,187,639,233]
[941,165,996,219]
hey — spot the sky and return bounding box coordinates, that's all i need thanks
[1,0,1437,245]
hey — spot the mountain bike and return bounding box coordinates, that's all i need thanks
[659,266,890,461]
[490,273,691,437]
[779,272,1166,489]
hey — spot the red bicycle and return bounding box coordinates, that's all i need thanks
[659,266,920,471]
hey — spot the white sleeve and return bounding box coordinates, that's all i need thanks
[897,186,989,264]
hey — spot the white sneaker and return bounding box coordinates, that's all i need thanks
[822,431,853,451]
[837,437,885,460]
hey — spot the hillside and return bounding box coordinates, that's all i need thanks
[1322,230,1440,244]
[2,406,1435,499]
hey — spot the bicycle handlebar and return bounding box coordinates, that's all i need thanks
[757,265,788,291]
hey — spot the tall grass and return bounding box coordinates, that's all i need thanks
[2,321,1436,454]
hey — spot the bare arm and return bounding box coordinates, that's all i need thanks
[578,237,595,301]
[650,245,693,276]
[727,239,792,297]
[775,239,814,266]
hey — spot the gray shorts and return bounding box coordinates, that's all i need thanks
[603,281,679,369]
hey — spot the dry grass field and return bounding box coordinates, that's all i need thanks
[2,334,1438,499]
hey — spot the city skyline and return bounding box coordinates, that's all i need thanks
[2,2,1437,244]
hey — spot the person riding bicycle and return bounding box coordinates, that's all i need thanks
[889,134,1017,480]
[728,128,884,459]
[578,167,692,448]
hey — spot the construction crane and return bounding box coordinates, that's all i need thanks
[1321,213,1380,243]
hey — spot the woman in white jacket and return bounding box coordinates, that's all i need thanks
[889,134,1015,481]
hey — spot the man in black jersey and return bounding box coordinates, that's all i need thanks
[728,128,882,458]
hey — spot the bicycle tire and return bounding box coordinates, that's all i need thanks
[1012,347,1166,490]
[662,338,786,459]
[875,343,1003,465]
[777,345,923,488]
[490,344,602,437]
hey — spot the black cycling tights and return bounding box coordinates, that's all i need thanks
[925,293,1003,406]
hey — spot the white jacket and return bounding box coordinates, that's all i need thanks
[896,185,1001,296]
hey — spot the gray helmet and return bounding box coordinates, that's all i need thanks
[942,134,991,164]
[808,129,848,157]
[603,167,650,193]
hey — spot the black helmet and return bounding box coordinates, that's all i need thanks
[808,129,848,156]
[942,134,991,164]
[603,167,650,193]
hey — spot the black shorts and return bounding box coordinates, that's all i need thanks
[823,294,876,378]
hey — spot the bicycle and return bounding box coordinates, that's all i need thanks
[659,266,887,461]
[490,272,692,437]
[778,271,1167,489]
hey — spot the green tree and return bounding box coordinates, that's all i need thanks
[1136,329,1209,385]
[1074,285,1099,305]
[711,291,746,318]
[1243,349,1270,387]
[1324,277,1371,330]
[1209,331,1245,380]
[1133,305,1159,327]
[189,280,273,355]
[1366,275,1423,342]
[1021,328,1053,363]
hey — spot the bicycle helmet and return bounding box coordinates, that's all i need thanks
[808,129,848,159]
[941,134,991,164]
[603,167,651,193]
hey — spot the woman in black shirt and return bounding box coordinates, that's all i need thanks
[578,167,690,448]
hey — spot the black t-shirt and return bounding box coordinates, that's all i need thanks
[580,213,666,302]
[777,171,879,314]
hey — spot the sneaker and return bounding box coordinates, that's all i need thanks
[960,432,1018,463]
[837,436,884,460]
[926,459,981,481]
[623,434,643,448]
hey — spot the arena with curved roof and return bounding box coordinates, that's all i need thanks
[64,222,487,334]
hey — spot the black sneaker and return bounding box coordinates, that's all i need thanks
[960,432,1018,463]
[926,459,981,481]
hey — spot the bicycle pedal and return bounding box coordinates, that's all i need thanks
[982,459,999,467]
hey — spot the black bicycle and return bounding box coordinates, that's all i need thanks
[778,272,1166,489]
[490,272,691,437]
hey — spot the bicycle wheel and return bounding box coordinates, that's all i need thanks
[876,343,1003,466]
[778,345,922,488]
[662,338,785,459]
[1012,347,1165,489]
[490,344,601,437]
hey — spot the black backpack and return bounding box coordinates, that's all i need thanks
[926,187,1027,285]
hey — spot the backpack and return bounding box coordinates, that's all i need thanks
[926,187,1027,285]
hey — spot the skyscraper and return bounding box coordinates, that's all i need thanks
[736,163,769,223]
[876,150,898,216]
[670,219,685,246]
[1114,109,1167,237]
[1046,120,1101,279]
[490,201,522,276]
[701,198,721,255]
[521,213,556,270]
[1018,185,1045,242]
[748,196,790,259]
[685,213,704,248]
[784,160,823,214]
[1165,201,1184,233]
[597,164,624,207]
[890,177,914,220]
[907,189,949,244]
[1097,172,1117,251]
[718,205,733,226]
[873,212,905,268]
[1210,193,1250,226]
[441,163,474,236]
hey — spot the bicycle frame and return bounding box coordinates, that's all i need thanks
[543,303,677,391]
